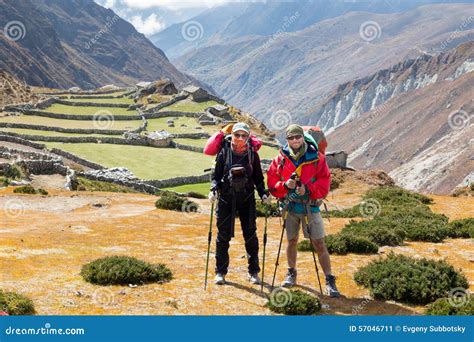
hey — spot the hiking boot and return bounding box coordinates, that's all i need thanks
[281,268,297,287]
[248,273,261,285]
[215,273,226,285]
[325,274,340,297]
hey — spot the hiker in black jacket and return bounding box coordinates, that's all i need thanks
[208,122,271,285]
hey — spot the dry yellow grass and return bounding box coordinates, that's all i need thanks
[0,180,472,315]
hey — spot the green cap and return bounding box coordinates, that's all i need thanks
[286,124,304,137]
[232,122,250,134]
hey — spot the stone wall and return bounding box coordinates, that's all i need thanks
[143,111,203,119]
[49,148,105,170]
[171,132,210,139]
[35,97,58,109]
[23,110,141,121]
[141,94,188,114]
[146,174,210,188]
[0,145,76,189]
[39,89,128,96]
[0,134,46,149]
[78,171,159,194]
[326,151,348,169]
[0,131,151,145]
[172,142,204,153]
[0,122,125,135]
[55,99,130,108]
[0,145,52,161]
[16,159,69,176]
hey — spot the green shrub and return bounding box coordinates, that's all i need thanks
[3,165,22,180]
[266,289,321,315]
[342,206,449,245]
[325,234,378,254]
[256,201,280,217]
[0,177,9,186]
[328,207,360,218]
[354,253,468,305]
[155,191,198,212]
[37,188,48,195]
[364,186,433,206]
[76,177,137,193]
[343,234,379,254]
[297,239,314,252]
[342,219,405,246]
[446,218,474,238]
[12,185,48,195]
[0,290,35,315]
[13,185,37,194]
[185,191,206,199]
[425,296,474,315]
[81,256,173,285]
[298,234,378,255]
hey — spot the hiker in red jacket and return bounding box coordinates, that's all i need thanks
[267,124,340,297]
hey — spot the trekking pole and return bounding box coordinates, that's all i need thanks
[303,203,323,295]
[271,204,287,290]
[204,201,215,290]
[295,173,323,295]
[260,204,269,293]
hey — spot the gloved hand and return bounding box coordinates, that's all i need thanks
[285,178,297,189]
[208,190,217,203]
[261,193,272,204]
[296,185,306,196]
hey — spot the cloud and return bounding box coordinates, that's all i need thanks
[129,13,165,35]
[102,0,117,8]
[122,0,232,10]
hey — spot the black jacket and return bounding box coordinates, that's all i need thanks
[211,145,266,198]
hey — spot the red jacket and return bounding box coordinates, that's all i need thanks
[267,145,331,200]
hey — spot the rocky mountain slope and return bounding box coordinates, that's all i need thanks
[154,0,460,59]
[328,42,473,194]
[0,0,194,89]
[0,70,41,107]
[175,4,474,126]
[314,41,474,133]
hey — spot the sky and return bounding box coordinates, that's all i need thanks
[94,0,257,36]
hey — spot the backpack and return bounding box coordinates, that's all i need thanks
[203,123,262,156]
[302,126,327,154]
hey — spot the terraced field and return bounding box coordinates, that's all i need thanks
[0,91,279,183]
[43,142,214,179]
[158,99,220,112]
[0,114,141,130]
[60,97,134,105]
[0,127,112,138]
[147,117,216,135]
[38,104,137,116]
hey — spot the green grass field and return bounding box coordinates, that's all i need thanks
[43,143,214,180]
[39,104,137,116]
[146,117,217,134]
[61,97,133,105]
[163,182,211,195]
[0,114,141,130]
[62,91,126,97]
[0,127,112,138]
[173,137,279,158]
[258,145,280,159]
[173,138,207,147]
[159,99,219,113]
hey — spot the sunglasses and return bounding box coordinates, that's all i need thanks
[233,133,249,139]
[287,135,303,141]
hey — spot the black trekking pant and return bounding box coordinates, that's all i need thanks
[215,192,260,275]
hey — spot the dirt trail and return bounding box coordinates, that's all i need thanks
[0,181,472,315]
